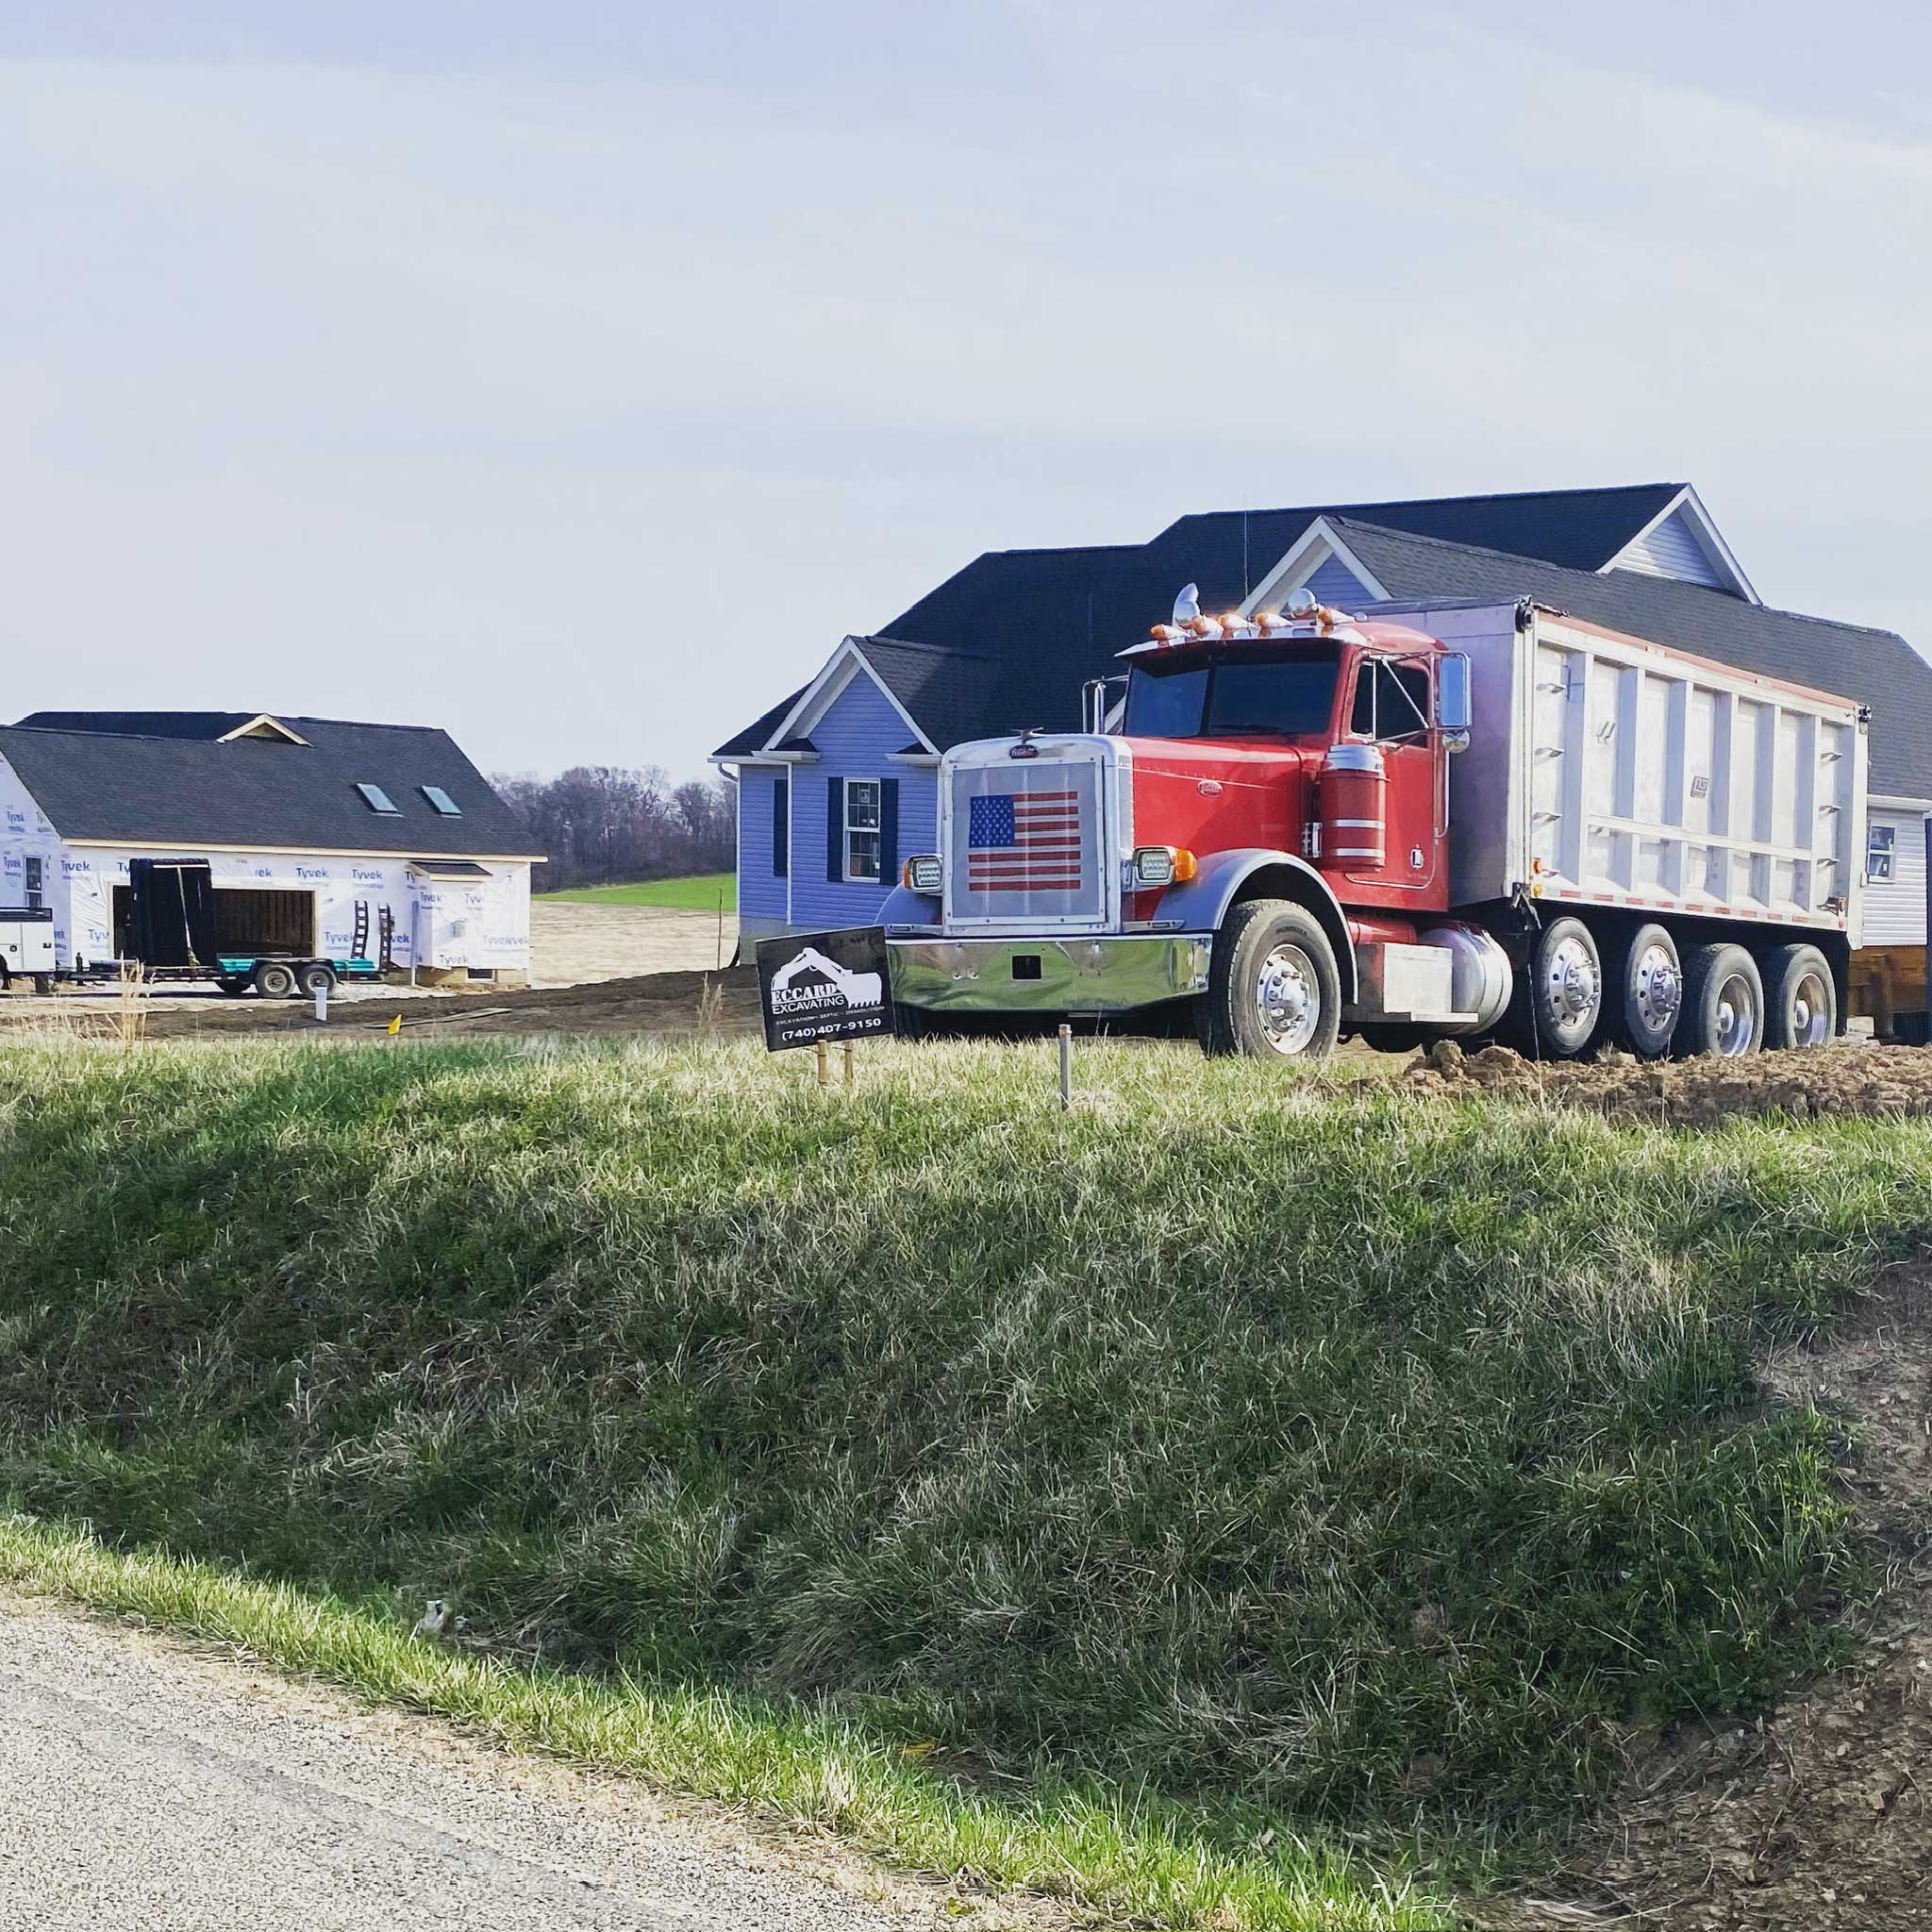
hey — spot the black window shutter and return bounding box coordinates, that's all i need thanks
[879,778,899,882]
[826,779,843,882]
[772,776,788,876]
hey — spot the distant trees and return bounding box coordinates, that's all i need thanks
[491,766,737,889]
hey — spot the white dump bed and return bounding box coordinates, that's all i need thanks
[1408,600,1867,943]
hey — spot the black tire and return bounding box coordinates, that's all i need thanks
[252,960,298,999]
[1197,898,1342,1062]
[30,974,51,996]
[1528,916,1604,1058]
[215,975,252,997]
[1678,943,1764,1058]
[298,962,338,997]
[1763,943,1836,1051]
[1612,922,1683,1058]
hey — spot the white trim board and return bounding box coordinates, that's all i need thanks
[1239,516,1391,619]
[1604,486,1759,604]
[760,637,940,758]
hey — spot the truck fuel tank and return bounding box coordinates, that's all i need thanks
[1318,742,1386,868]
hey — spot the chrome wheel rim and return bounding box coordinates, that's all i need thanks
[1632,942,1681,1038]
[1790,970,1831,1049]
[1539,934,1600,1042]
[1712,973,1759,1056]
[1255,943,1320,1056]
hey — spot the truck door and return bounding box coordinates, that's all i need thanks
[1344,657,1442,902]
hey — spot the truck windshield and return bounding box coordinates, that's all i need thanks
[1123,644,1341,740]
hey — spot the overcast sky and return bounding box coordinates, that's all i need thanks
[4,2,1928,779]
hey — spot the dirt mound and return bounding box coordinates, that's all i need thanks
[1496,1274,1932,1930]
[1407,1039,1932,1126]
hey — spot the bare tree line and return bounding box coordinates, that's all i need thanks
[491,767,736,890]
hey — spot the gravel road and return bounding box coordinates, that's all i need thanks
[0,1591,1021,1932]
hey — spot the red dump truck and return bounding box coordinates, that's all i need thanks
[880,593,1868,1061]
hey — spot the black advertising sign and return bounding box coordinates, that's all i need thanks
[756,925,896,1051]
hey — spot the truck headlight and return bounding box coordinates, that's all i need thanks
[903,854,943,894]
[1131,846,1197,887]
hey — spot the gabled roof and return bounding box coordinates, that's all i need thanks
[1319,519,1932,797]
[0,713,543,858]
[1151,481,1689,581]
[712,484,1932,798]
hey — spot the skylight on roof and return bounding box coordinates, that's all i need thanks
[356,782,401,814]
[420,785,461,816]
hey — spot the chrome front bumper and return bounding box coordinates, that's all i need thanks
[887,933,1212,1014]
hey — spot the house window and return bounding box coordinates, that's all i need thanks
[844,778,881,881]
[1868,823,1896,883]
[356,783,401,814]
[420,785,461,816]
[23,856,42,908]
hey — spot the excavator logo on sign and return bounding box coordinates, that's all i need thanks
[756,926,895,1051]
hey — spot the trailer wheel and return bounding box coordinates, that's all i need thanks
[252,960,298,999]
[1529,917,1603,1058]
[1763,943,1835,1050]
[1613,923,1682,1058]
[1679,943,1764,1058]
[1198,898,1341,1061]
[298,963,338,997]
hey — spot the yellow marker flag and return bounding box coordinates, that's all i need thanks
[388,1014,402,1036]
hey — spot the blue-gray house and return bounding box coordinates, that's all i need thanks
[713,483,1932,951]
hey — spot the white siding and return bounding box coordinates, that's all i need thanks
[0,756,531,974]
[1611,508,1725,589]
[1862,809,1928,946]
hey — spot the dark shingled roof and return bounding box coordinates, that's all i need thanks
[0,713,543,858]
[1322,520,1932,799]
[711,687,808,760]
[712,486,1932,798]
[850,638,993,751]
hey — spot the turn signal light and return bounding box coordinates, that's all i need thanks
[903,854,943,893]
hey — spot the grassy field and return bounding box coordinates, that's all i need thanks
[537,872,735,910]
[1,1035,1925,1925]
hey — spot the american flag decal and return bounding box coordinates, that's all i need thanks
[967,789,1083,891]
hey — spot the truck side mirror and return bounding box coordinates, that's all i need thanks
[1437,654,1472,750]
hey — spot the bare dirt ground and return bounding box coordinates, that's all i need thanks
[531,899,738,987]
[1408,1038,1932,1125]
[1491,1271,1932,1931]
[0,903,753,1041]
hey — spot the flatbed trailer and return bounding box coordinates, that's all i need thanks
[89,953,382,998]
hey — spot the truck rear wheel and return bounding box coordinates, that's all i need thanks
[1763,943,1835,1050]
[1529,917,1603,1058]
[1613,923,1682,1058]
[1198,898,1341,1062]
[1679,943,1763,1058]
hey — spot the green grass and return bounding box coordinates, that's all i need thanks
[539,872,735,910]
[0,1517,1445,1931]
[0,1035,1925,1925]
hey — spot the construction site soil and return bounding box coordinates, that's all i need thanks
[1491,1272,1932,1932]
[1410,1037,1932,1126]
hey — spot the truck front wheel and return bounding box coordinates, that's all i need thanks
[1198,899,1341,1062]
